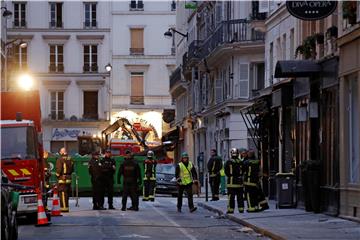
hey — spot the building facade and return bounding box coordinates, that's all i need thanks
[171,0,266,181]
[110,1,176,146]
[338,1,360,221]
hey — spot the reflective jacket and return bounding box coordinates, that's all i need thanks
[207,155,223,177]
[56,155,74,184]
[176,161,198,186]
[243,159,260,186]
[144,158,157,180]
[224,157,243,188]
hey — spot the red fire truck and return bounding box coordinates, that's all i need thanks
[1,91,46,219]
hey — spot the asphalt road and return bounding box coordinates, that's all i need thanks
[18,196,269,240]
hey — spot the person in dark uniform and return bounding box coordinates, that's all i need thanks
[118,150,141,211]
[244,150,269,212]
[207,149,223,201]
[143,150,157,202]
[176,152,198,213]
[55,147,74,212]
[89,151,106,210]
[102,149,116,209]
[225,148,244,214]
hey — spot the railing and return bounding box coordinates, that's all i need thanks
[130,96,144,105]
[13,20,26,28]
[49,21,63,28]
[130,48,144,55]
[83,113,99,120]
[84,21,97,28]
[182,52,189,73]
[170,66,181,89]
[83,64,98,73]
[201,19,265,58]
[187,40,204,61]
[49,64,64,73]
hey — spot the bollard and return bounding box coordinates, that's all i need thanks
[205,173,209,202]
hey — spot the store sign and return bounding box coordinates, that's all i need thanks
[286,1,337,21]
[52,128,98,141]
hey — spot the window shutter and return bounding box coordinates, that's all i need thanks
[215,79,223,103]
[239,63,249,98]
[131,75,144,97]
[259,0,269,13]
[131,28,144,49]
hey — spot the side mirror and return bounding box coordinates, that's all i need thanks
[2,175,9,184]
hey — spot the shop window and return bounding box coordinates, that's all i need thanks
[83,91,98,119]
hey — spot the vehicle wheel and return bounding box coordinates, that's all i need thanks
[26,213,37,224]
[1,214,10,240]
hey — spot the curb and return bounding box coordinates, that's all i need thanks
[198,202,286,240]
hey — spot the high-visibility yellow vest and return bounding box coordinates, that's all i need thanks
[179,162,193,185]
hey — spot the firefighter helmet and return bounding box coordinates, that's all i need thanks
[147,150,154,158]
[230,148,239,158]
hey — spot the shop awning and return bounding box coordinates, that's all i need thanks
[275,60,321,78]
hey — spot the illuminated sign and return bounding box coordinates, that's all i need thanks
[286,1,337,21]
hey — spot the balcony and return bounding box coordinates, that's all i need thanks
[13,20,26,28]
[187,40,204,64]
[84,21,97,28]
[201,19,265,59]
[170,66,181,90]
[49,21,63,28]
[83,113,99,120]
[130,48,144,55]
[83,64,98,73]
[130,96,144,105]
[49,64,64,73]
[182,52,191,77]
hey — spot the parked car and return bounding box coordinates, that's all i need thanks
[156,164,178,197]
[1,172,19,240]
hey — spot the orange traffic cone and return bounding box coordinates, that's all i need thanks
[51,188,62,217]
[35,190,51,227]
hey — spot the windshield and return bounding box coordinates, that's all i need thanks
[1,126,37,160]
[156,164,175,174]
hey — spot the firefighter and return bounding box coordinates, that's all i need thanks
[224,148,244,214]
[176,152,198,213]
[143,150,157,202]
[55,147,74,212]
[207,149,223,201]
[118,150,141,211]
[102,149,116,209]
[89,151,106,210]
[244,150,269,212]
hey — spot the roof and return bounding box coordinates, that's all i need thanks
[275,60,321,78]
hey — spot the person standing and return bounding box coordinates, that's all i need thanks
[224,148,244,214]
[89,151,106,210]
[118,150,141,211]
[176,152,198,213]
[143,150,157,202]
[102,149,116,209]
[55,147,74,212]
[244,150,269,212]
[207,149,223,201]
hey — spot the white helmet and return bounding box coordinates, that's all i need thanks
[230,148,239,158]
[147,150,154,158]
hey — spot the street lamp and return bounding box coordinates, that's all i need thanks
[1,7,12,18]
[17,73,34,91]
[105,63,112,72]
[164,28,188,40]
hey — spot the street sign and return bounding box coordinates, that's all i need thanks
[286,1,338,21]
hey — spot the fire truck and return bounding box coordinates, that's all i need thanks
[1,91,46,219]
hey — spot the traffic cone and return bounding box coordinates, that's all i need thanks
[51,188,62,217]
[35,190,51,227]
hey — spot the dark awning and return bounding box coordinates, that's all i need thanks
[275,60,321,78]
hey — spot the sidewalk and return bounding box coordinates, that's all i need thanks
[197,197,360,240]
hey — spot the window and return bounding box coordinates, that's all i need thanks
[14,45,27,70]
[130,0,143,11]
[269,42,274,84]
[130,28,144,55]
[83,91,98,119]
[49,45,64,73]
[290,29,295,60]
[252,62,265,90]
[348,75,359,183]
[84,2,97,28]
[83,45,98,72]
[50,91,64,120]
[130,72,144,105]
[171,0,176,11]
[13,2,26,27]
[50,2,63,28]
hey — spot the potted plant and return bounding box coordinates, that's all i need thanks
[343,1,357,25]
[295,35,316,59]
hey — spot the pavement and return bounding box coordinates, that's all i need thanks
[197,196,360,240]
